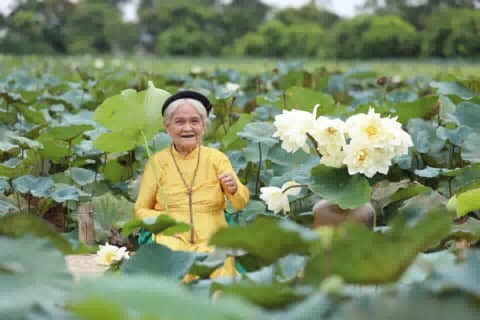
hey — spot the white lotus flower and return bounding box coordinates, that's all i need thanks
[224,82,240,94]
[345,108,394,148]
[259,181,302,214]
[96,243,130,266]
[318,145,345,168]
[343,143,392,178]
[94,59,104,69]
[381,116,414,156]
[259,186,290,214]
[309,116,346,148]
[273,110,315,153]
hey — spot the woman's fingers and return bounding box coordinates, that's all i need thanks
[218,173,237,194]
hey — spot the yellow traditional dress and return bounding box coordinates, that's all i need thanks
[134,145,250,278]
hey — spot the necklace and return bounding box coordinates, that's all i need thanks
[169,144,201,244]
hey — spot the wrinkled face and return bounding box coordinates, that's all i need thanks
[165,103,205,151]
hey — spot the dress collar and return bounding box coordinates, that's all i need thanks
[170,144,201,160]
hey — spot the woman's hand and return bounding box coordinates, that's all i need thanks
[218,173,237,194]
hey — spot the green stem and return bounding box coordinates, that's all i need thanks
[255,142,262,197]
[306,133,323,159]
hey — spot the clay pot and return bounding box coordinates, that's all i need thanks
[312,200,375,229]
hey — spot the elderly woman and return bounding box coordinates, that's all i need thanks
[134,90,249,278]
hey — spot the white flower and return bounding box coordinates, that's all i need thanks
[345,108,394,148]
[94,59,104,69]
[260,186,290,214]
[381,116,414,156]
[318,145,345,168]
[224,82,240,95]
[259,181,302,214]
[96,242,130,266]
[273,110,315,153]
[343,143,392,178]
[309,116,346,148]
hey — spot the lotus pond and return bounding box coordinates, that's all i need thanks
[1,55,480,319]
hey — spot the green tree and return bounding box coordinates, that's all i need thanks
[0,0,75,54]
[139,0,221,53]
[421,8,480,57]
[328,15,419,58]
[274,2,339,29]
[64,1,136,54]
[360,0,479,28]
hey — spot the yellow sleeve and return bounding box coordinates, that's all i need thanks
[134,155,162,219]
[215,151,250,211]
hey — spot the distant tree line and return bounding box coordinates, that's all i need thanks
[0,0,479,58]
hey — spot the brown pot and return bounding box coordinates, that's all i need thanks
[312,200,375,229]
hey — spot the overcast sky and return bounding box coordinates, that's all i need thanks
[0,0,363,17]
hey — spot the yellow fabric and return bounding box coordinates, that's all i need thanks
[135,145,249,278]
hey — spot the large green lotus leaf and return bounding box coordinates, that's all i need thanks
[425,250,480,299]
[340,287,480,320]
[436,126,472,146]
[103,159,130,183]
[9,135,43,150]
[0,141,20,154]
[461,132,480,162]
[438,95,457,123]
[48,124,94,141]
[407,119,445,153]
[0,177,10,193]
[187,250,227,278]
[222,113,256,151]
[212,282,306,310]
[12,174,53,197]
[0,214,75,254]
[269,145,319,185]
[430,81,476,100]
[209,217,316,265]
[386,91,418,103]
[283,86,337,115]
[20,105,46,124]
[454,102,480,134]
[93,83,169,138]
[120,214,190,237]
[50,184,82,203]
[309,165,371,209]
[278,70,311,90]
[393,95,439,125]
[70,274,265,320]
[0,236,72,319]
[371,180,430,211]
[303,211,451,285]
[121,243,198,279]
[70,167,96,186]
[42,89,93,110]
[0,158,31,178]
[93,130,138,153]
[93,193,134,231]
[237,122,278,146]
[36,134,70,160]
[397,191,449,224]
[451,188,480,218]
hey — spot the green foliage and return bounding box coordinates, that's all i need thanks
[304,211,451,285]
[0,236,72,319]
[329,15,419,58]
[421,8,480,57]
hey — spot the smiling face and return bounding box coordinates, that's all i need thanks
[165,102,205,153]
